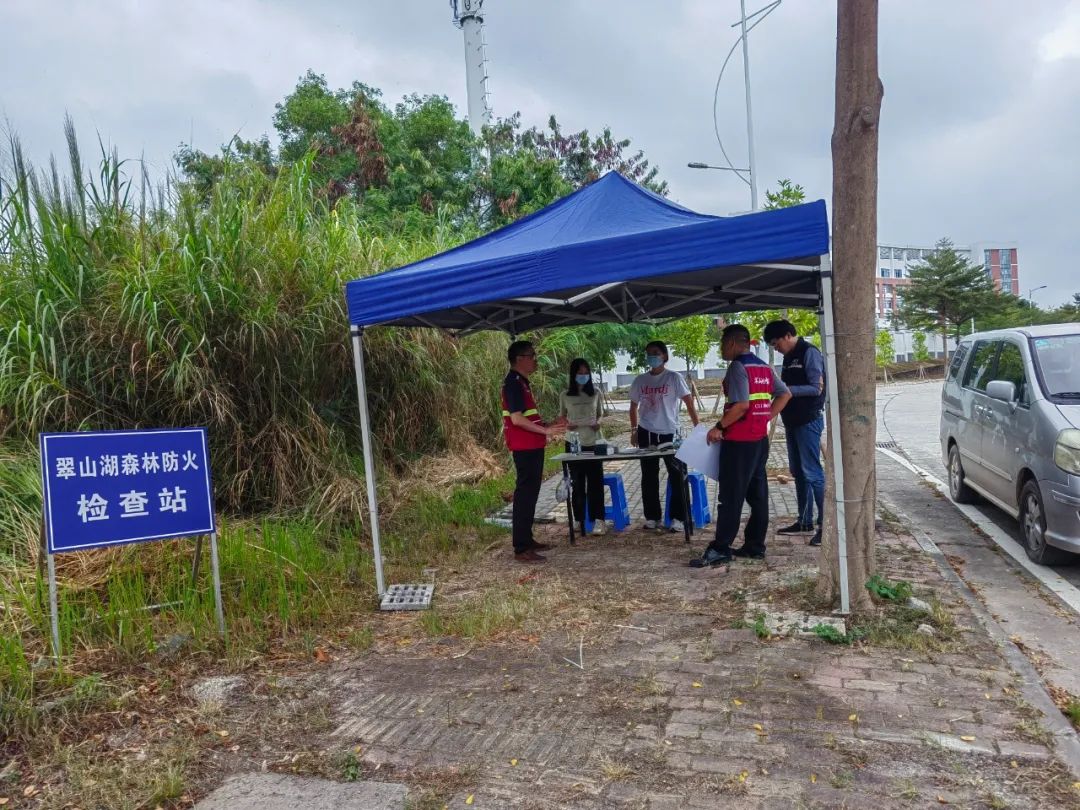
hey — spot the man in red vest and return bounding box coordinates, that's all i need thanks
[502,340,565,563]
[690,324,791,567]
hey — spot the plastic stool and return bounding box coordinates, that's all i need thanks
[582,473,631,533]
[664,471,711,528]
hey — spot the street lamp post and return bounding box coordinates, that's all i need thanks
[693,1,782,211]
[687,162,750,173]
[739,0,759,210]
[1027,285,1047,308]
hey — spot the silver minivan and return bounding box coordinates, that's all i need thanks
[940,324,1080,564]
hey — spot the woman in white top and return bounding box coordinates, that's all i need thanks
[559,358,606,536]
[629,340,700,532]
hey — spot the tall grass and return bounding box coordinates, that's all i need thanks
[0,122,506,525]
[0,122,516,735]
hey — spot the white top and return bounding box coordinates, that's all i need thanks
[629,368,691,434]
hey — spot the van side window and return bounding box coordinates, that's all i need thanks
[947,343,970,380]
[994,343,1028,404]
[962,341,998,392]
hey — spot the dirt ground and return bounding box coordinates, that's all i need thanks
[200,525,1080,806]
[11,506,1080,809]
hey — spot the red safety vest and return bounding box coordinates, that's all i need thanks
[501,372,546,451]
[722,353,773,442]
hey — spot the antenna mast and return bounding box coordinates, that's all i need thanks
[450,0,493,134]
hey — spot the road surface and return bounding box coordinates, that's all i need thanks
[876,380,1080,586]
[875,379,1080,696]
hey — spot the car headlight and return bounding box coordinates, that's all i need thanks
[1056,429,1080,476]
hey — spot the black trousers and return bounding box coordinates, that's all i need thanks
[637,427,686,523]
[512,448,546,553]
[566,443,605,526]
[708,438,770,555]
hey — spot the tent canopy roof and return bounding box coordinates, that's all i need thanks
[345,172,830,333]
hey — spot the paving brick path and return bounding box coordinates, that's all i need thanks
[299,460,1080,807]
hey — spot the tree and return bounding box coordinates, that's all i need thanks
[820,0,883,613]
[764,178,806,210]
[912,330,931,363]
[875,329,894,382]
[478,113,665,226]
[660,315,712,372]
[174,136,277,202]
[898,238,1004,364]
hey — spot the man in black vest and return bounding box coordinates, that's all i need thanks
[763,319,826,546]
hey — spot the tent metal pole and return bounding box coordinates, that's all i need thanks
[351,328,387,597]
[820,256,850,615]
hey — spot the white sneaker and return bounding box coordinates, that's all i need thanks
[644,519,659,530]
[591,522,607,536]
[670,519,685,533]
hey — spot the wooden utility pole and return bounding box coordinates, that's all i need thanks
[819,0,883,612]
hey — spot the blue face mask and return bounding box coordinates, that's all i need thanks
[647,355,663,369]
[575,374,591,386]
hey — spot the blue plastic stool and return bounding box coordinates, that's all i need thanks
[582,473,631,533]
[664,471,711,528]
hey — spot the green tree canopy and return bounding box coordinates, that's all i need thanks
[763,178,806,210]
[178,72,665,233]
[898,238,1005,345]
[912,331,931,363]
[660,315,713,371]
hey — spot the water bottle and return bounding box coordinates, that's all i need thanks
[568,431,581,454]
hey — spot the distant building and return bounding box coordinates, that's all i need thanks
[874,241,1019,361]
[874,241,1019,322]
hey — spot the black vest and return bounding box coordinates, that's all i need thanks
[780,338,826,428]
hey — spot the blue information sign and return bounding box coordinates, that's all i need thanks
[40,428,216,554]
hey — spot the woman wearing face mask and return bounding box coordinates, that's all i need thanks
[629,340,700,532]
[559,358,607,536]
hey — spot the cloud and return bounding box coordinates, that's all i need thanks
[2,0,1077,303]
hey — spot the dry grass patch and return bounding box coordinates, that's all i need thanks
[32,735,197,810]
[595,753,634,781]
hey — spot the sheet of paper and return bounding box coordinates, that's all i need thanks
[675,423,721,480]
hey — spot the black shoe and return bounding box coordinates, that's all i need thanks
[777,521,813,535]
[731,546,766,560]
[808,529,822,547]
[689,547,732,568]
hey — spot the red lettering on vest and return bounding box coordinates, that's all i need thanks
[723,355,773,442]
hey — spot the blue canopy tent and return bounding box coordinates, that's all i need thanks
[344,172,851,612]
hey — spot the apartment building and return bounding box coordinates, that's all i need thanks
[875,241,1019,321]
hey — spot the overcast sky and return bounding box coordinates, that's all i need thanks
[3,0,1078,306]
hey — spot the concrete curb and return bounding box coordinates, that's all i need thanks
[881,493,1080,781]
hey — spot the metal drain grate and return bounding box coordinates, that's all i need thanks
[875,441,898,450]
[380,584,434,611]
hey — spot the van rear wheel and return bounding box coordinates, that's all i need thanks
[1020,480,1069,566]
[947,444,978,504]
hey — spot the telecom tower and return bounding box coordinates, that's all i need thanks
[450,0,492,134]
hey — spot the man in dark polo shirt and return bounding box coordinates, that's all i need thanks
[501,341,565,563]
[763,319,826,546]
